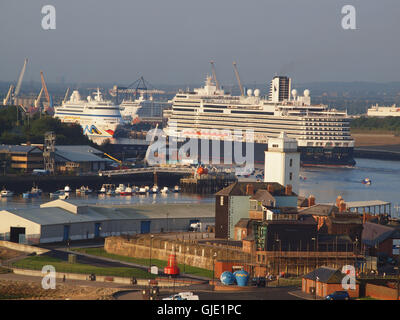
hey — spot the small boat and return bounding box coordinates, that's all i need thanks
[150,185,159,194]
[98,185,106,194]
[64,185,71,193]
[84,186,93,194]
[115,184,125,195]
[106,188,115,196]
[120,186,132,196]
[0,189,14,198]
[76,186,86,194]
[362,178,372,185]
[161,186,169,194]
[173,185,181,193]
[138,187,147,195]
[50,190,65,198]
[23,186,42,198]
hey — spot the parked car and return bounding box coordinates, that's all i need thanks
[325,291,350,300]
[251,277,266,287]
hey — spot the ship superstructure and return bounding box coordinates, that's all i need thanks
[164,75,355,166]
[54,89,123,140]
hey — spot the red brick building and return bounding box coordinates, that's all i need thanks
[302,267,359,298]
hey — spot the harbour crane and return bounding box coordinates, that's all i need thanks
[13,58,28,102]
[109,76,165,103]
[63,88,70,103]
[233,61,244,96]
[3,85,14,105]
[210,60,220,90]
[40,71,53,110]
[34,87,44,109]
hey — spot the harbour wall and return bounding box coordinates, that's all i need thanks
[0,172,187,194]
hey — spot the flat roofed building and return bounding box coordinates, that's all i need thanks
[0,199,214,244]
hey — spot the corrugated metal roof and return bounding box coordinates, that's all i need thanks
[55,147,110,163]
[1,201,215,226]
[0,145,42,154]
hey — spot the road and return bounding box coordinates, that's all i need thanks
[116,285,303,300]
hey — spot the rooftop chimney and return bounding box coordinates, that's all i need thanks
[336,196,343,208]
[285,184,292,196]
[308,195,316,207]
[246,184,254,196]
[339,200,346,213]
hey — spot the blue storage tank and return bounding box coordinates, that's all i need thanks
[234,270,249,287]
[220,271,235,285]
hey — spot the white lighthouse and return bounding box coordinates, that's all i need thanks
[264,132,300,195]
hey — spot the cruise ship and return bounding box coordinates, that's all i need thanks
[367,104,400,117]
[163,75,355,167]
[54,89,123,141]
[119,97,143,123]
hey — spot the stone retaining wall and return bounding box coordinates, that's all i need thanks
[105,236,250,271]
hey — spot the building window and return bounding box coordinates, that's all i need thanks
[220,196,224,206]
[289,172,293,180]
[290,158,293,167]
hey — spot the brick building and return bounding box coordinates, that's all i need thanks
[302,267,359,298]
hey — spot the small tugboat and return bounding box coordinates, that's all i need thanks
[173,185,181,193]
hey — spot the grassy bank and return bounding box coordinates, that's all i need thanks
[12,255,156,279]
[72,247,213,279]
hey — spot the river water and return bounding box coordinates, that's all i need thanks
[1,158,399,216]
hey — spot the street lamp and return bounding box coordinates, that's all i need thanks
[312,237,317,269]
[315,276,319,300]
[276,239,281,286]
[149,235,154,269]
[212,252,217,291]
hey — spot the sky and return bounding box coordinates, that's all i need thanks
[0,0,399,86]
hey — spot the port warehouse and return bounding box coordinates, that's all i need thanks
[0,145,111,173]
[0,199,214,244]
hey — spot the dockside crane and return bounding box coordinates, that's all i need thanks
[13,58,28,103]
[40,71,53,110]
[34,87,44,109]
[210,60,220,90]
[3,85,14,105]
[233,61,244,96]
[63,88,70,103]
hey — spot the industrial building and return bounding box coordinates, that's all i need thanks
[0,144,111,173]
[0,199,214,244]
[0,145,43,172]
